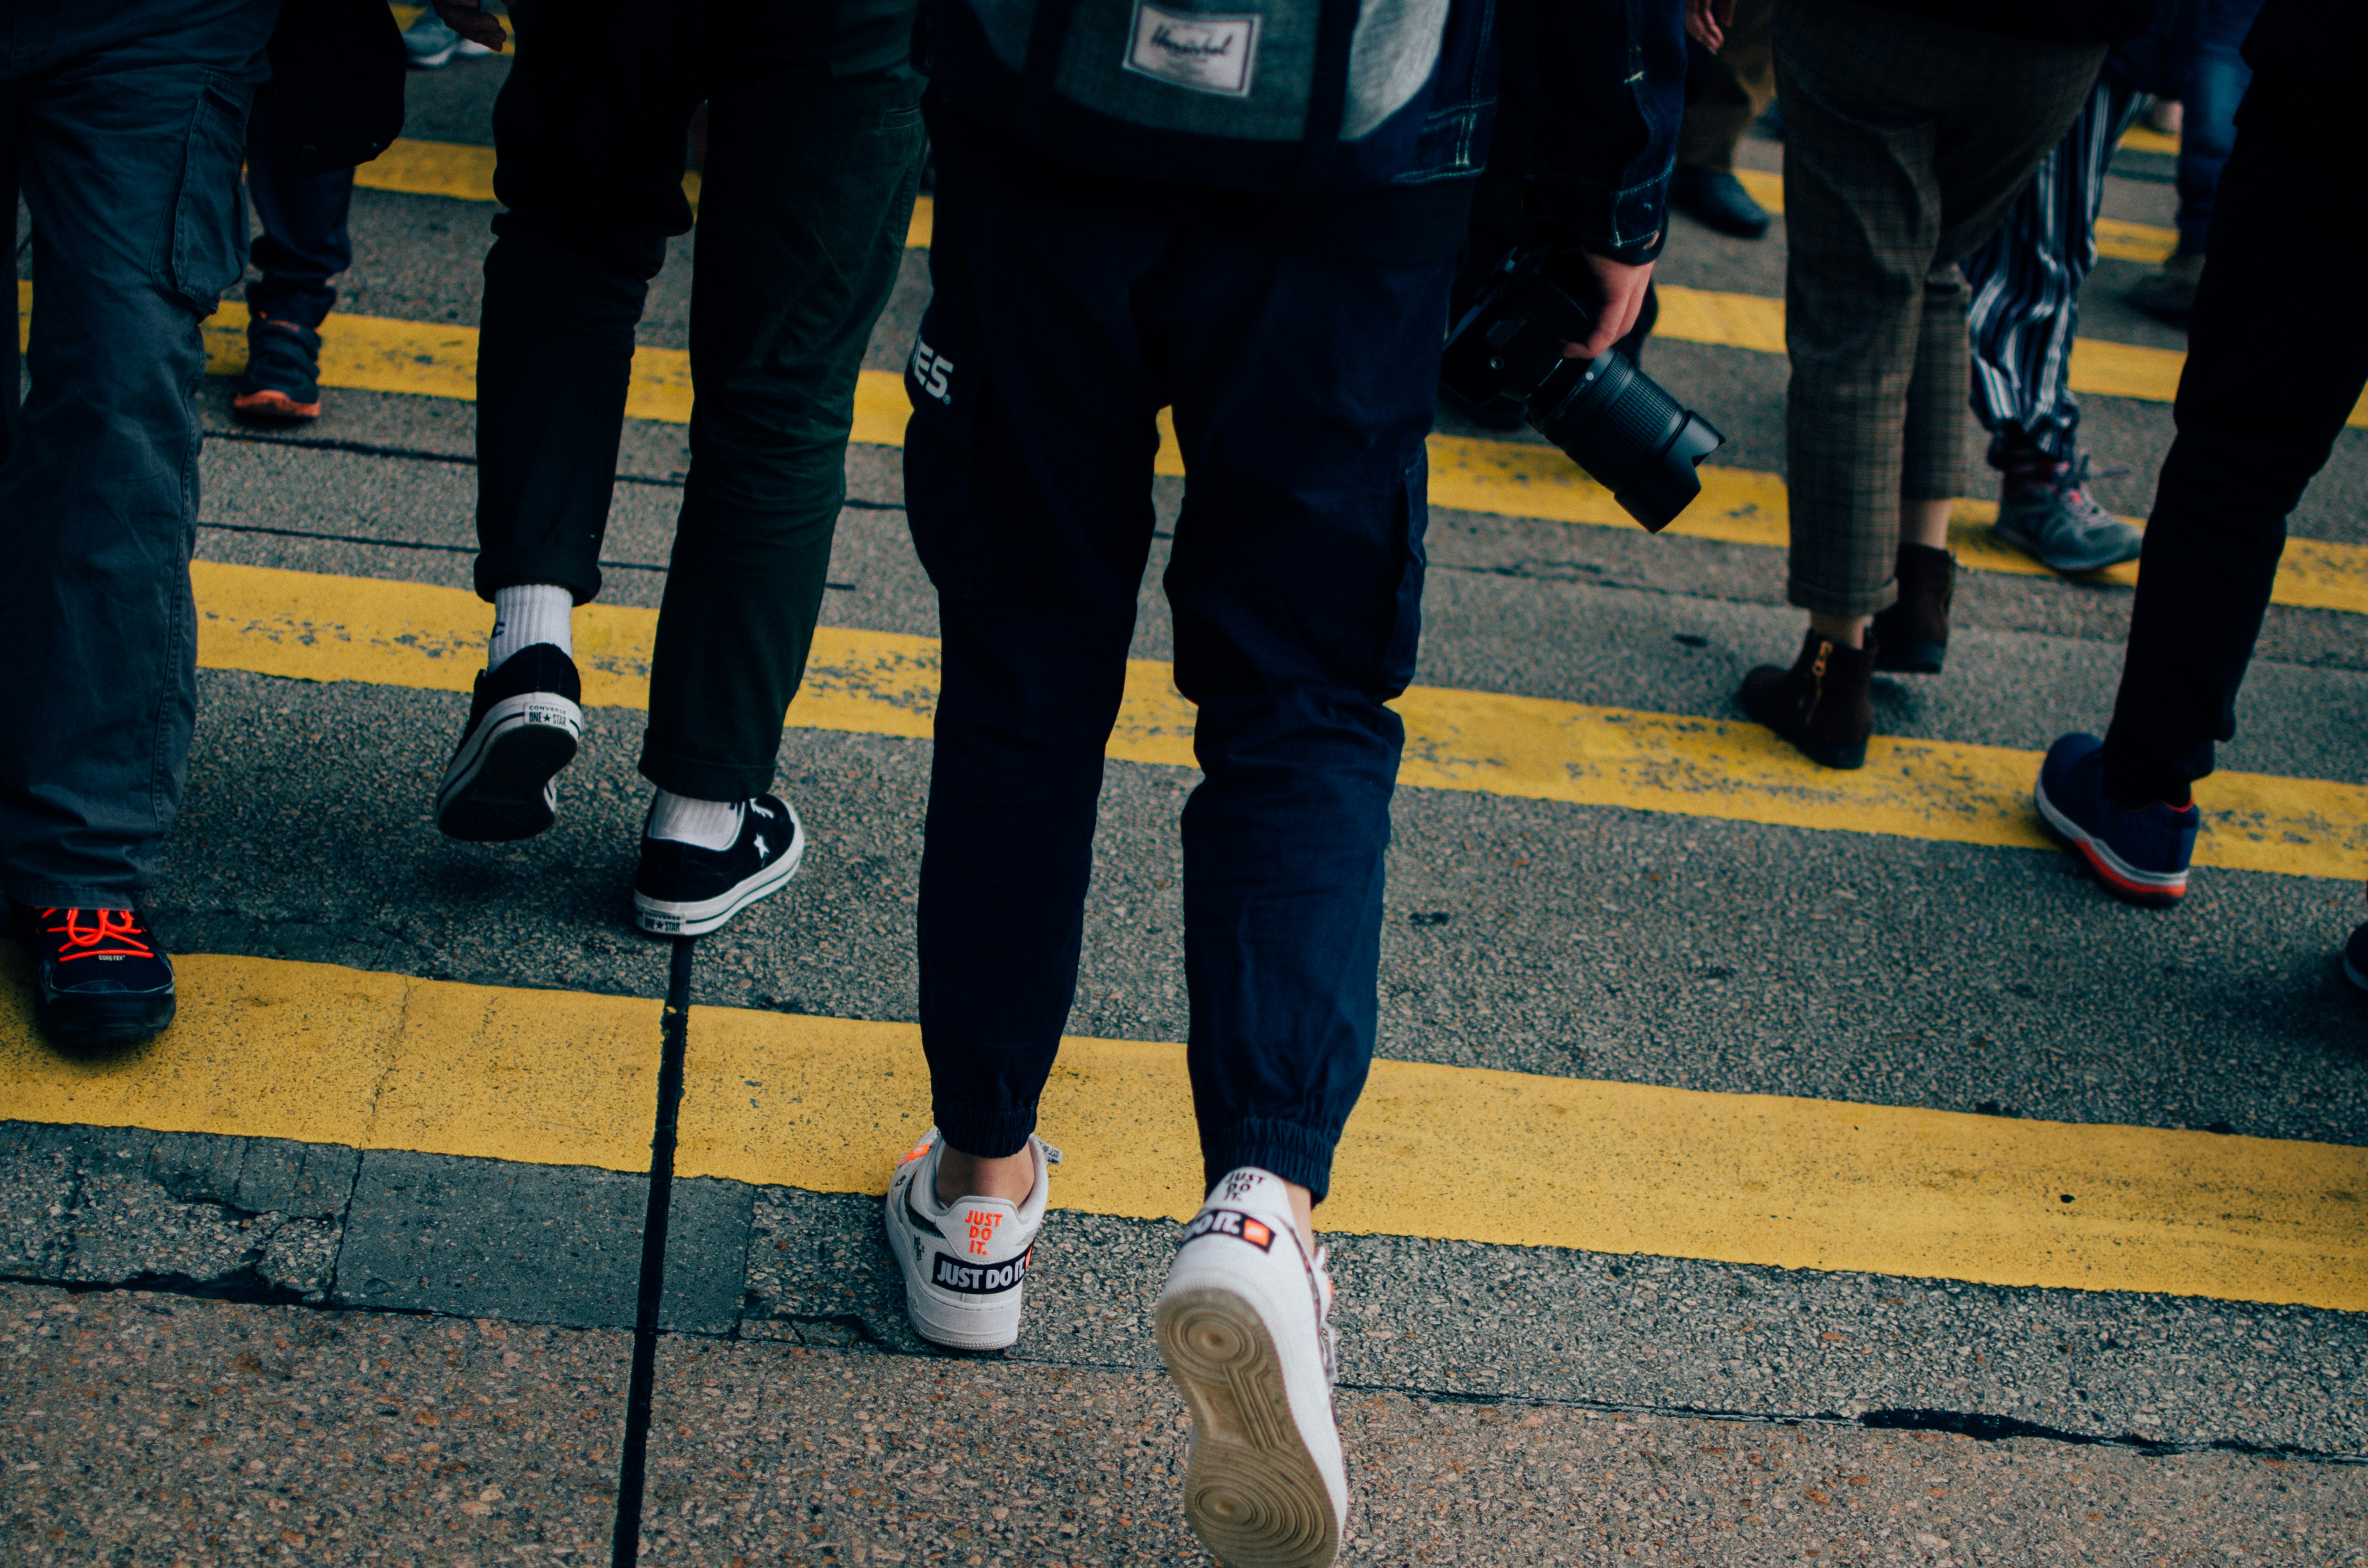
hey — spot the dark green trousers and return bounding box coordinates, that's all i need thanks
[475,0,924,800]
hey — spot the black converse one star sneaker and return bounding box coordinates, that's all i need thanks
[632,792,803,936]
[1158,1168,1348,1568]
[435,644,584,842]
[13,903,177,1048]
[883,1127,1058,1351]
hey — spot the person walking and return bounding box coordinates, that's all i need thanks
[233,98,359,424]
[424,0,925,939]
[3,0,402,1047]
[877,2,1680,1564]
[1705,0,2152,770]
[1,0,280,1046]
[1671,0,1778,239]
[1955,14,2184,580]
[2035,0,2366,920]
[2128,0,2266,324]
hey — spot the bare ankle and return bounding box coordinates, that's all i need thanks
[1283,1180,1316,1254]
[935,1143,1036,1207]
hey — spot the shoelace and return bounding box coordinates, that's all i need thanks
[2048,454,2136,541]
[40,908,159,962]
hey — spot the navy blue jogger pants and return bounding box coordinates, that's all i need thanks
[903,144,1453,1204]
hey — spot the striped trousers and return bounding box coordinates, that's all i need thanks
[1961,75,2146,464]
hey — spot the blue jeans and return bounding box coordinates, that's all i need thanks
[2174,0,2264,255]
[0,0,277,908]
[903,128,1449,1202]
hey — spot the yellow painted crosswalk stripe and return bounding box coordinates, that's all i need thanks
[2120,124,2181,157]
[1650,283,2368,428]
[355,140,937,248]
[4,952,2360,1311]
[16,286,2365,613]
[1729,169,2179,263]
[189,558,2368,881]
[356,138,497,203]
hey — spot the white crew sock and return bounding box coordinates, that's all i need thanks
[647,789,744,850]
[488,583,573,670]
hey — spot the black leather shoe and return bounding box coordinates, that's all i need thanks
[1671,166,1771,240]
[1740,630,1877,770]
[14,903,176,1049]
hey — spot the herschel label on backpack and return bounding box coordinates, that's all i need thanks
[1126,3,1261,97]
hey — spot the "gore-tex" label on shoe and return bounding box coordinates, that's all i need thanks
[1125,2,1259,97]
[1181,1208,1274,1251]
[931,1248,1030,1296]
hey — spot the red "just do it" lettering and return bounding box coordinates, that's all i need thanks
[965,1209,1001,1256]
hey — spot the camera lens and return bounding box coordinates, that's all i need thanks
[1526,351,1722,532]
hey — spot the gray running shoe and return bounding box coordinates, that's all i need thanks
[1992,454,2143,576]
[402,13,494,68]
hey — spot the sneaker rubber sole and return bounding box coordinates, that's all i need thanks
[1157,1286,1342,1568]
[632,823,805,937]
[32,992,176,1050]
[1991,514,2142,578]
[231,387,321,423]
[435,692,583,843]
[2345,951,2368,994]
[2034,774,2188,907]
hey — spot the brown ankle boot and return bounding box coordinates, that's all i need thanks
[1871,544,1955,674]
[1740,629,1877,770]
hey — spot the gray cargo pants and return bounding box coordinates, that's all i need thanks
[0,0,278,908]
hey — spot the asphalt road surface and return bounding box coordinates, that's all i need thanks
[5,33,2364,1568]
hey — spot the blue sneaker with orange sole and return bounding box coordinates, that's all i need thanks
[2034,734,2199,907]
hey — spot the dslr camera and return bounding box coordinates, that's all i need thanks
[1442,248,1724,532]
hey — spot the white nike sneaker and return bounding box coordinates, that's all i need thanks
[883,1127,1058,1351]
[1156,1167,1346,1568]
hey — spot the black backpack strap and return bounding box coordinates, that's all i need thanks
[1293,0,1362,186]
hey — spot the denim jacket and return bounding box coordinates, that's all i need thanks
[1517,0,1687,264]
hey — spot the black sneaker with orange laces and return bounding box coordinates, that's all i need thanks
[12,903,176,1048]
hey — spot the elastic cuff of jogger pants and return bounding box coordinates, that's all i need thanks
[2099,727,2201,812]
[474,550,602,607]
[245,288,334,333]
[637,742,777,807]
[1203,1118,1341,1207]
[933,1103,1041,1163]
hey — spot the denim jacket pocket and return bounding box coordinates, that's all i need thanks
[159,77,254,316]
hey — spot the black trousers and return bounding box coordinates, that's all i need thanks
[244,88,356,332]
[473,0,923,801]
[2100,74,2368,806]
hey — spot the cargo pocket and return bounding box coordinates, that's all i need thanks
[158,77,254,316]
[1382,450,1431,690]
[902,296,1001,599]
